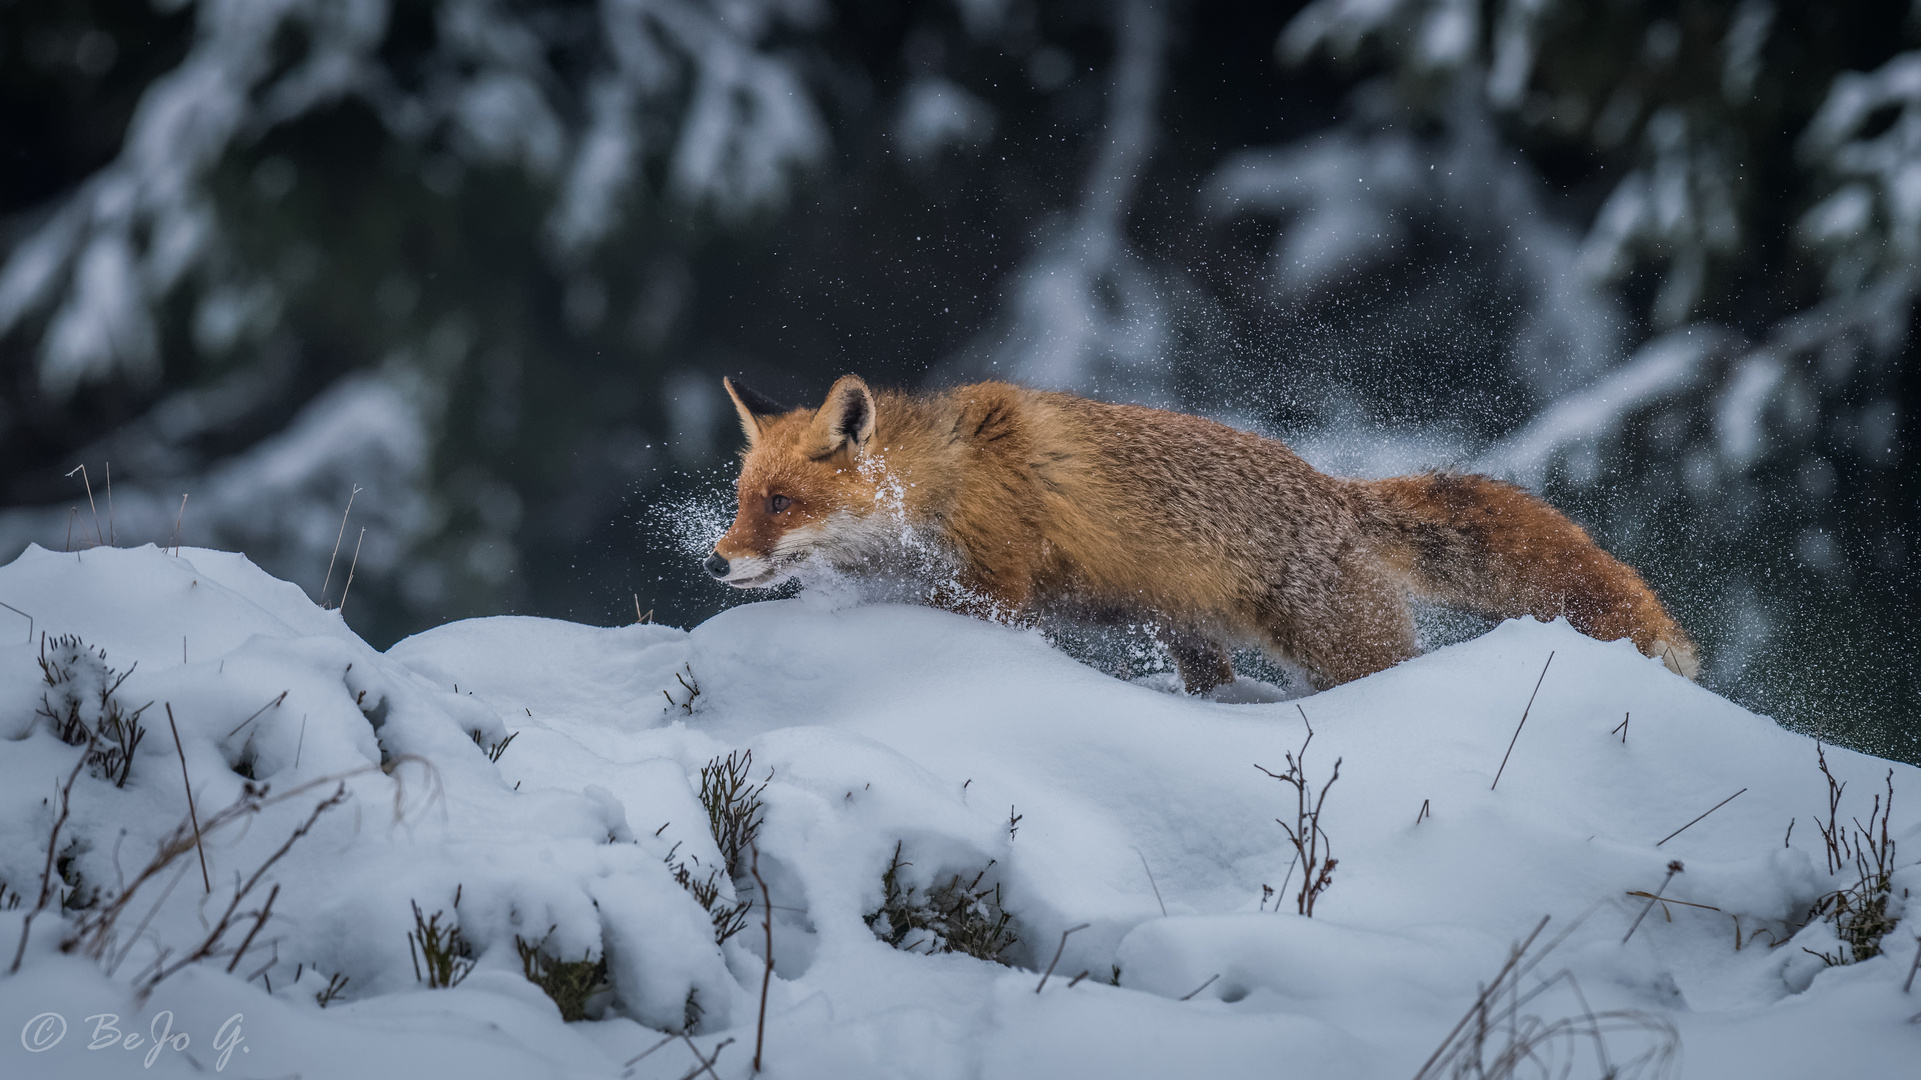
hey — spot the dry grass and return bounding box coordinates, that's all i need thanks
[1415,915,1681,1080]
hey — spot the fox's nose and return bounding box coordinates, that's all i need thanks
[703,554,730,578]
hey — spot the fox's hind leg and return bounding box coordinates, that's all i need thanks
[1162,627,1234,695]
[1256,568,1417,690]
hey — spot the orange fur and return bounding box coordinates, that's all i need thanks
[710,376,1698,691]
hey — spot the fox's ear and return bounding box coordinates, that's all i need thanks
[724,376,788,445]
[805,374,876,459]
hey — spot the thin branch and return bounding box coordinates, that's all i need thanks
[1655,788,1747,847]
[225,882,279,973]
[749,841,773,1073]
[1177,973,1220,1001]
[0,599,32,643]
[170,494,188,555]
[225,691,289,739]
[166,705,212,894]
[66,465,103,546]
[338,527,366,612]
[623,1034,678,1068]
[320,485,361,604]
[1035,923,1091,993]
[1492,652,1554,791]
[9,746,88,974]
[1623,862,1684,944]
[678,1035,733,1080]
[1131,847,1166,916]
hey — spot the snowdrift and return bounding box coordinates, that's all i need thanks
[0,543,1915,1079]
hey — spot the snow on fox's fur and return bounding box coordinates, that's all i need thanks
[707,375,1698,692]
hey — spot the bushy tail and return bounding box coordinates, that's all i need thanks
[1360,472,1699,679]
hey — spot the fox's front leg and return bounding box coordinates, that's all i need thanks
[931,531,1040,622]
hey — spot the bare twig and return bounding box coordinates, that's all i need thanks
[1904,937,1921,994]
[1416,798,1431,826]
[166,705,211,895]
[1177,973,1220,1001]
[679,1035,734,1080]
[1255,705,1341,916]
[1623,861,1684,944]
[338,527,366,612]
[0,599,31,643]
[750,841,773,1073]
[1655,788,1746,847]
[1132,847,1166,916]
[315,971,350,1007]
[66,465,103,546]
[623,1034,678,1068]
[9,746,88,974]
[321,485,361,604]
[140,785,349,993]
[226,691,289,739]
[1612,712,1630,743]
[225,883,279,973]
[105,461,113,545]
[1491,652,1554,791]
[1815,743,1847,876]
[1625,890,1720,913]
[106,860,189,978]
[1035,923,1091,993]
[170,494,188,555]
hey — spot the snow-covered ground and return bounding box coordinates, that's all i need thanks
[0,543,1915,1078]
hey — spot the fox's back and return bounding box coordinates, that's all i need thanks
[962,386,1356,613]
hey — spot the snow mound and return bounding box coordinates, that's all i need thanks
[1,544,1915,1079]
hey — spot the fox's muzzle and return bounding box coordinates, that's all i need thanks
[703,553,730,578]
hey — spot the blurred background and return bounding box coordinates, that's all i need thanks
[1,0,1915,758]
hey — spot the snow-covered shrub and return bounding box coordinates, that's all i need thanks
[864,841,1019,965]
[515,930,613,1022]
[1804,750,1903,966]
[406,897,476,989]
[32,634,149,788]
[663,845,752,947]
[698,747,765,878]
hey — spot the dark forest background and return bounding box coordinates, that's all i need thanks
[2,0,1916,759]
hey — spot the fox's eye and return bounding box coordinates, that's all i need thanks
[769,494,792,513]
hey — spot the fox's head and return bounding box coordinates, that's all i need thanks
[705,374,881,588]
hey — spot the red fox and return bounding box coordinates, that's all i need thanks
[705,375,1698,693]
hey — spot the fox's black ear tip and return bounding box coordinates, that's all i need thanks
[727,377,790,418]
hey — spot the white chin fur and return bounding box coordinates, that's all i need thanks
[719,556,785,588]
